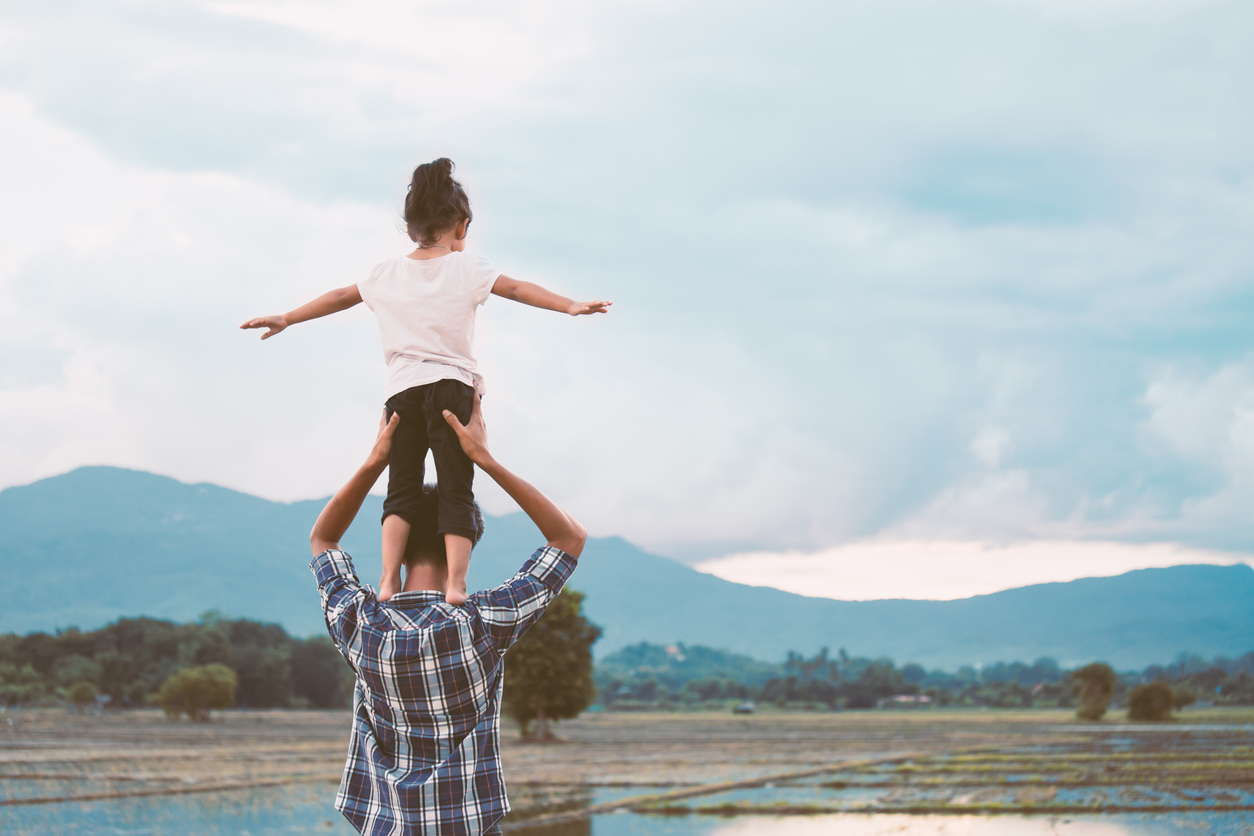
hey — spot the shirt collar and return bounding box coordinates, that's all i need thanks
[385,589,447,606]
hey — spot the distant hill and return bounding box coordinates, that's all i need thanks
[3,467,1253,669]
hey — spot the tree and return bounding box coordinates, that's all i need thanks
[1127,681,1175,721]
[151,664,237,721]
[52,654,102,688]
[66,680,97,711]
[0,663,49,705]
[901,663,927,685]
[503,589,601,740]
[291,637,354,708]
[1072,663,1116,721]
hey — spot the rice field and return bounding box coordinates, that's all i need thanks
[2,706,1252,834]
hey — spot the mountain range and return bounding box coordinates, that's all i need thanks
[2,466,1252,669]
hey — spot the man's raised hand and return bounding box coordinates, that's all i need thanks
[566,300,612,316]
[369,412,401,467]
[443,388,490,465]
[240,315,289,339]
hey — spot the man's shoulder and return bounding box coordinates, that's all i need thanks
[528,545,577,571]
[475,546,578,604]
[310,548,357,580]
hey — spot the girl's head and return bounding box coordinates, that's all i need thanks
[404,158,472,246]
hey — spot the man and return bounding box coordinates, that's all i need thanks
[308,392,586,835]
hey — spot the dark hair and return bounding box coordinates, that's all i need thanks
[404,158,472,245]
[402,484,485,570]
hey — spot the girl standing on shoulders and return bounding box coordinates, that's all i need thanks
[242,158,610,603]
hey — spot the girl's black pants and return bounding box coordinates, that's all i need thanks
[381,379,477,541]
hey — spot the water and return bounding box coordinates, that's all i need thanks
[3,785,1252,836]
[0,783,356,835]
[590,815,1254,834]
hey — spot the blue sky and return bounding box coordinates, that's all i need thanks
[2,0,1252,597]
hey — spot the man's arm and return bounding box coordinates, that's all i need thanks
[310,412,399,556]
[490,275,611,318]
[443,391,587,558]
[241,284,364,340]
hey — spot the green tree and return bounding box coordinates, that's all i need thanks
[1127,681,1175,721]
[291,637,354,708]
[1072,662,1116,721]
[0,662,49,705]
[151,664,237,721]
[66,680,97,710]
[51,654,102,688]
[503,589,601,740]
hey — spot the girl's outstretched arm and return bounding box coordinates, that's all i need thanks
[491,275,611,316]
[241,284,363,339]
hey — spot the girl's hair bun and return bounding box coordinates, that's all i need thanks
[406,158,471,244]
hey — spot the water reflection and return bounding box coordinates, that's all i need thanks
[3,786,1250,836]
[672,814,1184,835]
[579,813,1253,836]
[0,783,358,836]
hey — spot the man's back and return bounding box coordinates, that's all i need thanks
[313,545,576,836]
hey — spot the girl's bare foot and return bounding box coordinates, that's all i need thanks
[444,583,467,606]
[379,573,402,602]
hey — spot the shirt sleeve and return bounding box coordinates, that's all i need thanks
[309,549,371,670]
[356,262,383,311]
[467,546,577,652]
[469,252,501,306]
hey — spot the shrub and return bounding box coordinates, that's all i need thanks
[1127,681,1175,721]
[66,680,97,709]
[151,664,237,722]
[1072,663,1116,721]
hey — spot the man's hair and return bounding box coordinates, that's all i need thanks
[403,484,485,570]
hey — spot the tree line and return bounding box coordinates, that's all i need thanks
[6,598,1253,728]
[597,643,1254,714]
[0,611,353,710]
[0,590,603,738]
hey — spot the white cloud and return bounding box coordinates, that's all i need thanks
[972,425,1013,468]
[1132,358,1254,547]
[696,539,1253,601]
[0,91,397,498]
[1143,360,1254,473]
[1,0,1253,588]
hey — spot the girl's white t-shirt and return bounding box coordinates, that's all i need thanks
[356,251,500,401]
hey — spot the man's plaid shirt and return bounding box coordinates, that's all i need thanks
[310,545,577,836]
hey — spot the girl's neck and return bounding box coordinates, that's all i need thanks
[408,221,468,260]
[407,243,453,261]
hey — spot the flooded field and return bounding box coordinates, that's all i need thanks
[2,708,1252,835]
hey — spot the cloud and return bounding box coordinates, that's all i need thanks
[1132,357,1254,551]
[0,90,396,499]
[1,0,1253,587]
[696,540,1254,601]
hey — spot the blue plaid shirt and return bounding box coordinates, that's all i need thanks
[311,545,577,836]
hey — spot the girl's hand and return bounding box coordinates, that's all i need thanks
[567,300,612,316]
[240,315,289,339]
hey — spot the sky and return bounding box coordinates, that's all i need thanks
[2,0,1253,600]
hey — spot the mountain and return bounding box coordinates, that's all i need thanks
[3,467,1253,669]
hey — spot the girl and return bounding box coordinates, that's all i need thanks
[242,158,610,604]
